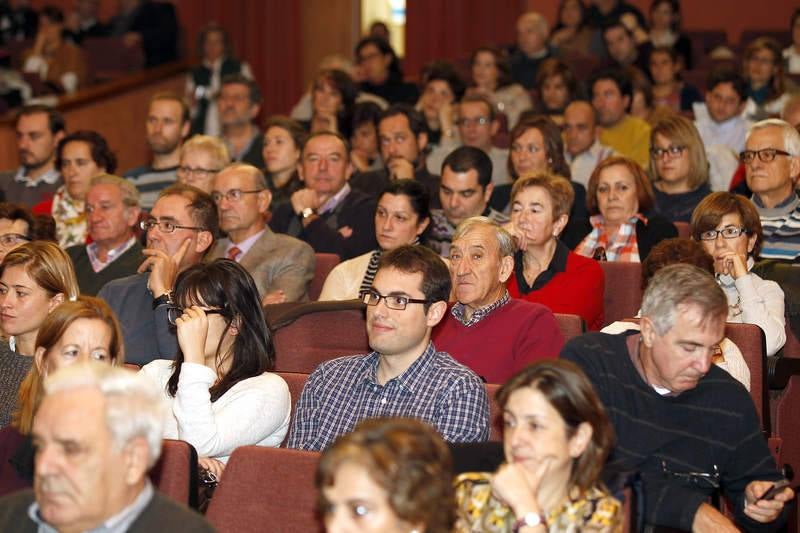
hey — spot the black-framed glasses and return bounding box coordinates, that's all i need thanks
[650,145,687,159]
[140,219,207,234]
[211,189,264,203]
[166,305,225,326]
[455,117,490,127]
[359,289,430,311]
[661,461,720,489]
[0,233,30,247]
[739,148,792,164]
[176,166,221,179]
[698,226,748,241]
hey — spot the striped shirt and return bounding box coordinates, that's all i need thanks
[754,192,800,261]
[286,342,489,451]
[124,166,178,209]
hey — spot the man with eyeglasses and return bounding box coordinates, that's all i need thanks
[98,183,217,365]
[287,245,489,452]
[124,92,190,210]
[209,163,314,304]
[743,119,800,261]
[563,264,793,532]
[427,94,511,187]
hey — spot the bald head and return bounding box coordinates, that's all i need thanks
[516,12,548,56]
[563,101,598,157]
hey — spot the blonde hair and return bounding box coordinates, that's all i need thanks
[180,134,231,170]
[649,113,709,190]
[0,241,79,301]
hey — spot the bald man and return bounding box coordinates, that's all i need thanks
[563,101,616,187]
[510,12,555,90]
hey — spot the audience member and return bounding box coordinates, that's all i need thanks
[320,179,430,301]
[318,417,455,533]
[355,36,419,105]
[469,46,533,129]
[602,19,650,75]
[506,173,605,330]
[576,156,677,262]
[428,147,508,257]
[562,264,793,531]
[305,69,358,139]
[433,217,563,383]
[784,8,800,74]
[176,134,229,194]
[21,5,87,94]
[125,92,189,209]
[743,119,800,261]
[108,0,179,67]
[510,12,557,91]
[261,116,304,209]
[0,364,213,531]
[34,130,115,248]
[349,101,384,172]
[99,184,217,365]
[628,66,657,125]
[209,163,314,304]
[549,0,595,57]
[141,259,290,474]
[0,105,65,208]
[454,360,621,531]
[586,0,646,30]
[649,47,701,113]
[367,20,390,42]
[564,101,616,188]
[416,60,465,147]
[218,74,265,169]
[270,132,378,260]
[187,23,253,136]
[591,68,652,168]
[0,242,78,427]
[743,37,791,119]
[648,114,712,223]
[692,191,786,355]
[64,0,109,44]
[533,58,578,125]
[647,0,693,69]
[287,245,489,451]
[66,175,143,296]
[0,203,51,262]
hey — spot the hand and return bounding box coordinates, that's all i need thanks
[503,221,528,252]
[439,100,455,132]
[744,480,794,523]
[199,457,226,480]
[338,226,353,239]
[491,459,550,518]
[261,290,287,306]
[290,188,320,215]
[715,250,748,279]
[139,238,192,298]
[692,503,739,533]
[386,157,415,180]
[175,306,209,365]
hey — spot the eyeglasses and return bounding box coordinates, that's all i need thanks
[211,189,264,203]
[650,145,687,159]
[698,226,748,241]
[455,117,490,127]
[139,219,207,234]
[0,233,30,248]
[359,289,430,311]
[166,305,225,326]
[739,148,792,164]
[177,166,221,179]
[661,461,720,489]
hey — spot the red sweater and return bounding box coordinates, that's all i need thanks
[432,299,564,384]
[508,246,605,331]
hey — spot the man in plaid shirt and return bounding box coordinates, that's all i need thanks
[287,245,489,451]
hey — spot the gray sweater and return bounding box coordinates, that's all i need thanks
[0,340,32,429]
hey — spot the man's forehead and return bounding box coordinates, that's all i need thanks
[87,183,122,201]
[746,127,784,149]
[379,114,411,134]
[565,105,594,125]
[372,267,424,294]
[215,169,255,190]
[460,102,491,117]
[442,168,480,190]
[149,99,182,118]
[452,227,496,252]
[34,388,106,436]
[17,113,49,132]
[152,194,192,217]
[305,135,347,156]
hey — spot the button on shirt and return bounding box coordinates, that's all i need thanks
[287,342,489,451]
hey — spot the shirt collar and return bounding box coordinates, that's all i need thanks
[451,290,510,326]
[86,236,137,272]
[751,191,800,212]
[227,227,266,252]
[357,342,438,394]
[513,240,569,294]
[14,167,60,187]
[318,183,352,215]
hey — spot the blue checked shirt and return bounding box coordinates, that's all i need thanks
[287,342,490,451]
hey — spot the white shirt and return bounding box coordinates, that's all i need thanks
[565,140,615,188]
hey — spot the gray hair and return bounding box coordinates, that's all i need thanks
[640,264,727,335]
[43,365,167,467]
[89,174,141,208]
[518,12,549,37]
[181,134,231,170]
[218,162,268,190]
[748,119,800,157]
[452,216,515,258]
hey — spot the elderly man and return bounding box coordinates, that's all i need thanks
[66,175,142,296]
[270,131,377,260]
[509,12,555,90]
[99,184,217,365]
[209,163,314,304]
[563,101,616,187]
[125,92,190,209]
[0,105,65,208]
[563,264,793,531]
[744,119,800,261]
[218,74,264,169]
[287,245,489,451]
[428,146,508,257]
[0,365,213,531]
[432,217,563,384]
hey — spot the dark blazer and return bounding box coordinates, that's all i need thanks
[0,489,215,532]
[636,214,678,261]
[350,166,440,207]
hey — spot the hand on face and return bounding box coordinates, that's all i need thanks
[139,238,192,298]
[386,156,415,180]
[502,221,528,252]
[175,306,209,365]
[491,458,551,517]
[744,480,794,524]
[713,249,748,279]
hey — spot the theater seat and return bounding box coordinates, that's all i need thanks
[275,371,308,447]
[599,262,642,326]
[724,323,769,432]
[149,439,198,508]
[309,253,340,301]
[486,383,502,441]
[554,313,585,342]
[205,446,321,532]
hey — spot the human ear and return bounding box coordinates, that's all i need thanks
[47,292,65,312]
[498,254,514,283]
[425,300,447,327]
[640,317,656,348]
[34,346,47,374]
[568,422,593,458]
[122,437,151,485]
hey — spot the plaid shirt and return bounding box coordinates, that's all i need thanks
[451,290,510,327]
[287,342,489,451]
[575,214,645,263]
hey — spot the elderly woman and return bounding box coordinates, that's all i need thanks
[648,114,712,223]
[455,360,621,532]
[177,134,230,195]
[468,46,532,129]
[576,156,677,262]
[691,192,786,356]
[260,117,305,209]
[319,179,430,301]
[318,417,455,533]
[506,173,604,330]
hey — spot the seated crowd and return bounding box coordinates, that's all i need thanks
[0,1,799,531]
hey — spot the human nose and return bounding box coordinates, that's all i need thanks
[694,352,713,375]
[0,291,14,309]
[324,511,349,533]
[455,256,472,276]
[381,215,393,232]
[35,443,62,476]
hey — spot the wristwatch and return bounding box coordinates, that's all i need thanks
[512,511,546,532]
[300,207,316,220]
[152,290,174,310]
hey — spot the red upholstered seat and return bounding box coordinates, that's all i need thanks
[309,253,340,301]
[724,323,768,432]
[149,439,198,508]
[599,262,643,326]
[554,313,585,342]
[275,371,308,447]
[486,383,502,442]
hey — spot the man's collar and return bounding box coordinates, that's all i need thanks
[358,342,438,393]
[13,166,60,187]
[451,290,510,327]
[318,183,352,215]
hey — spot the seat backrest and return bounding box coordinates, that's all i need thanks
[724,322,768,433]
[206,446,321,533]
[783,321,800,358]
[599,262,642,326]
[310,253,340,301]
[148,439,198,508]
[82,36,145,81]
[486,383,502,442]
[275,371,309,446]
[554,313,585,342]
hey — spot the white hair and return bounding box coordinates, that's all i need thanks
[43,365,167,467]
[518,12,549,37]
[452,216,516,258]
[748,119,800,157]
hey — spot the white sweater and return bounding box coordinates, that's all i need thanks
[140,360,291,462]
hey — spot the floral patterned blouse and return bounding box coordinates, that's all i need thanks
[454,472,622,533]
[51,186,87,248]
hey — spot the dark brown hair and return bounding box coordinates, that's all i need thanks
[586,156,655,215]
[508,115,572,180]
[690,191,763,258]
[641,237,713,290]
